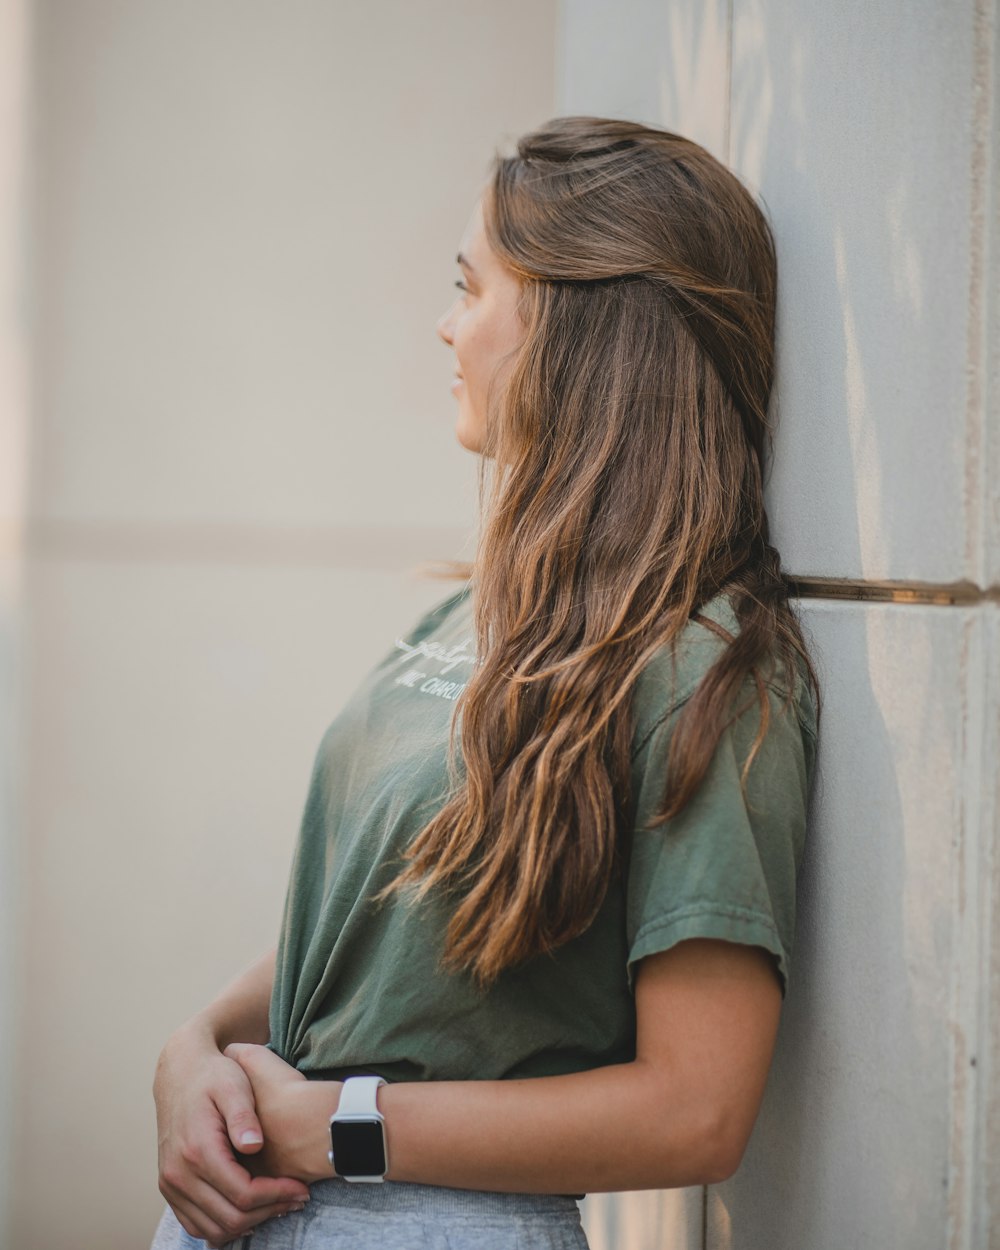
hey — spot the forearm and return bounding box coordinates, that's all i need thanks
[180,947,277,1050]
[288,1060,727,1193]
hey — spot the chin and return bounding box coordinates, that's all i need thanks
[455,412,486,454]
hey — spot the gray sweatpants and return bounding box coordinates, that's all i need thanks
[149,1178,591,1249]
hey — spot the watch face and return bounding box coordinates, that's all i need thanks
[330,1119,386,1178]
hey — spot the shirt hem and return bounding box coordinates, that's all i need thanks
[627,905,790,998]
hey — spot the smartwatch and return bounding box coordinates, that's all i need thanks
[328,1075,388,1182]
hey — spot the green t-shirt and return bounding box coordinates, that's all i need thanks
[268,581,818,1084]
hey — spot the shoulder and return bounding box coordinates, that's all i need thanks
[400,581,473,645]
[631,592,818,756]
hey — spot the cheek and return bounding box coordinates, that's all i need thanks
[454,310,491,371]
[454,328,479,375]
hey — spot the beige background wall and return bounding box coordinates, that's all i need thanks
[1,0,30,1243]
[4,2,998,1250]
[7,3,556,1247]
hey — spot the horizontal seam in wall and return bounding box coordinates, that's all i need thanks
[8,519,475,571]
[5,525,998,601]
[786,576,1000,606]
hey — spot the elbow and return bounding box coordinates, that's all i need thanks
[645,1126,741,1189]
[657,1093,751,1187]
[701,1144,742,1187]
[634,1064,759,1189]
[696,1108,753,1186]
[644,1108,749,1189]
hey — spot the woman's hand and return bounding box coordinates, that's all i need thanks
[224,1043,342,1183]
[154,1023,313,1249]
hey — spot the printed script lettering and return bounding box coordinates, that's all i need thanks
[391,634,479,702]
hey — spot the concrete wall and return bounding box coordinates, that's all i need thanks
[559,1,999,1248]
[9,3,556,1247]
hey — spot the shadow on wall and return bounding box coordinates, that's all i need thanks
[707,0,969,1245]
[731,0,960,582]
[657,0,730,161]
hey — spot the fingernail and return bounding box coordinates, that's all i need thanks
[293,1203,306,1211]
[239,1130,263,1146]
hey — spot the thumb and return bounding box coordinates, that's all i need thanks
[217,1046,265,1153]
[225,1041,307,1084]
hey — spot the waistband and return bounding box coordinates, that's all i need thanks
[304,1177,584,1216]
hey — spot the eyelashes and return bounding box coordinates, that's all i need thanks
[454,279,470,294]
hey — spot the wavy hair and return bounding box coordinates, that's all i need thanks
[374,115,821,989]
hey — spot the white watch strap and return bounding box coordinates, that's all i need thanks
[334,1075,386,1118]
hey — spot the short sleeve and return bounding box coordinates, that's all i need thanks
[625,676,817,999]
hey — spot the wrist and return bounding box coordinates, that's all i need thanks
[185,1002,265,1053]
[293,1080,344,1184]
[153,1018,221,1109]
[172,1011,226,1054]
[155,1018,220,1088]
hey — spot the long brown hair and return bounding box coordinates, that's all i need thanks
[375,115,821,989]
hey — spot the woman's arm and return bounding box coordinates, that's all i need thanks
[226,937,783,1193]
[181,944,277,1049]
[153,947,312,1248]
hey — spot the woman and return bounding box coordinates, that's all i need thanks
[150,115,820,1250]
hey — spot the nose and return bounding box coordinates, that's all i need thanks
[436,299,458,347]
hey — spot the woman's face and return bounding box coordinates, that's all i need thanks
[436,196,525,455]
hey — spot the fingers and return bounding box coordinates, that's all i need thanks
[222,1041,260,1071]
[161,1129,311,1246]
[213,1057,265,1155]
[167,1181,307,1249]
[223,1042,307,1083]
[199,1116,312,1208]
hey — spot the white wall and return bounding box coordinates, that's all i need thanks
[559,1,1000,1248]
[12,3,556,1247]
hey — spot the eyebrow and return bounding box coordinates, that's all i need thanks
[456,251,477,274]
